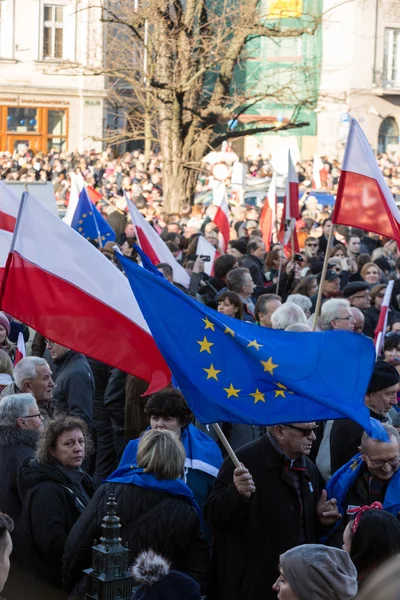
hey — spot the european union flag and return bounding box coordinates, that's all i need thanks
[117,254,375,432]
[71,187,115,243]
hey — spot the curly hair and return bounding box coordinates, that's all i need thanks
[35,414,94,464]
[144,388,193,428]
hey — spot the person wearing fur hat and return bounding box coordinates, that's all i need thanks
[330,361,400,474]
[273,544,358,600]
[132,550,201,600]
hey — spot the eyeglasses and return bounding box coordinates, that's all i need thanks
[306,243,318,247]
[334,315,354,321]
[376,292,386,298]
[21,413,43,419]
[364,453,400,469]
[284,424,319,437]
[386,331,400,338]
[352,293,370,299]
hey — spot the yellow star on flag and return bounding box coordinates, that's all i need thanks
[261,357,278,375]
[223,383,241,398]
[78,227,83,232]
[203,364,221,381]
[197,336,214,354]
[275,389,286,398]
[82,213,87,218]
[202,316,215,331]
[89,211,93,216]
[79,219,83,225]
[224,327,235,337]
[247,339,263,351]
[250,389,265,404]
[276,382,294,395]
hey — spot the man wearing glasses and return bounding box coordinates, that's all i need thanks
[205,422,340,600]
[343,282,371,311]
[325,423,400,548]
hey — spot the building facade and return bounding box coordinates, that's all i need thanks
[0,0,105,153]
[317,0,400,158]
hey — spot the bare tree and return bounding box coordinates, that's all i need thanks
[79,0,324,211]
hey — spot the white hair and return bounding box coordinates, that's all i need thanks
[286,294,312,314]
[14,357,48,390]
[320,298,350,331]
[271,303,307,330]
[285,323,312,332]
[0,393,37,426]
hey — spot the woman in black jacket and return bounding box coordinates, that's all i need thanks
[12,415,94,600]
[62,429,209,595]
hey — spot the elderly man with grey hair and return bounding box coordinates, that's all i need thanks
[271,303,307,330]
[0,393,43,525]
[286,294,312,318]
[320,298,355,332]
[1,357,54,421]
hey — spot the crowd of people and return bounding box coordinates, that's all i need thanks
[2,144,400,600]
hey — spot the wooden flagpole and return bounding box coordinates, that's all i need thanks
[212,423,241,468]
[312,225,335,331]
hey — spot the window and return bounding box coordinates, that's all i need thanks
[7,108,38,132]
[384,28,400,88]
[43,5,64,59]
[47,109,67,149]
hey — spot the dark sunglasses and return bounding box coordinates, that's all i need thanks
[284,424,319,437]
[306,243,318,247]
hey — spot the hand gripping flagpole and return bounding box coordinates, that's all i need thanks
[312,225,335,331]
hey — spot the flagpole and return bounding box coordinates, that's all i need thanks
[212,423,241,468]
[312,225,335,331]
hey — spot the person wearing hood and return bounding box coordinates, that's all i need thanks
[13,415,94,600]
[273,544,358,600]
[330,361,400,474]
[0,394,43,526]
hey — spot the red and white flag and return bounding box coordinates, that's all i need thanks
[375,280,394,357]
[0,183,20,285]
[260,173,277,251]
[64,172,85,226]
[212,181,230,252]
[14,331,26,366]
[312,155,324,190]
[278,151,300,253]
[127,197,190,288]
[1,192,171,392]
[332,118,400,244]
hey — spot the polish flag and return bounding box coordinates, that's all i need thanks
[14,331,26,366]
[312,155,324,189]
[375,280,394,357]
[332,118,400,245]
[127,197,190,288]
[278,151,300,253]
[0,181,19,232]
[260,173,277,251]
[212,181,230,252]
[0,230,13,285]
[1,193,171,392]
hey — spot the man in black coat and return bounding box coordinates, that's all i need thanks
[240,238,267,297]
[48,341,94,427]
[204,423,340,600]
[330,362,400,474]
[0,393,43,525]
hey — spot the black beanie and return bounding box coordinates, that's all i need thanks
[367,361,400,393]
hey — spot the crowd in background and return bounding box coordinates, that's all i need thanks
[2,144,400,600]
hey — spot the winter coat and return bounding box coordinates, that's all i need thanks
[240,255,266,296]
[62,481,210,594]
[13,458,94,595]
[53,351,94,426]
[204,434,324,600]
[363,305,400,339]
[0,426,38,524]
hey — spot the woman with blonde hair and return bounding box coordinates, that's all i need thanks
[0,349,13,392]
[63,429,209,594]
[360,262,382,286]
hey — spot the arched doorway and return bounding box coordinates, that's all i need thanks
[378,117,399,153]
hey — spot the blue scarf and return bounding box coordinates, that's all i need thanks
[323,453,400,541]
[107,466,201,518]
[119,424,223,478]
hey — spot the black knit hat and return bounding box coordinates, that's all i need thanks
[133,550,201,600]
[367,361,400,393]
[343,282,370,299]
